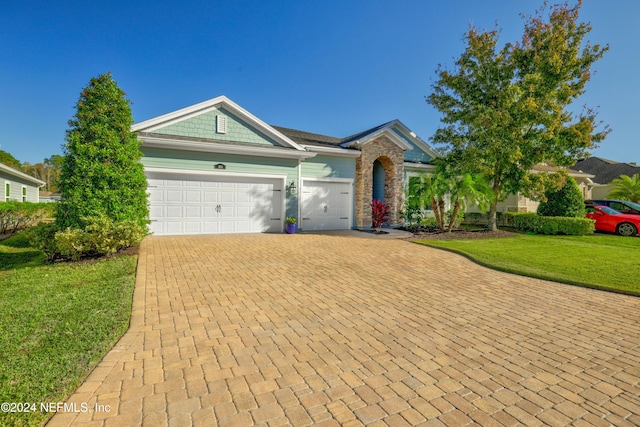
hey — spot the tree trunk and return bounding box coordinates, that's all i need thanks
[431,197,441,229]
[437,198,446,230]
[488,202,498,231]
[487,180,501,231]
[447,201,461,232]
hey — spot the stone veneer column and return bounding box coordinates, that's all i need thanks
[354,136,405,229]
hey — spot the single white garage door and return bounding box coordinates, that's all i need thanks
[147,172,283,235]
[301,180,352,230]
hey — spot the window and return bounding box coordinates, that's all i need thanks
[5,182,9,201]
[22,186,27,202]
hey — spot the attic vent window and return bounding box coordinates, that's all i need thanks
[216,115,228,134]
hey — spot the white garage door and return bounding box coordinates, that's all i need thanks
[147,172,283,235]
[301,180,352,231]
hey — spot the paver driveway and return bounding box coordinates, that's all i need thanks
[48,234,640,426]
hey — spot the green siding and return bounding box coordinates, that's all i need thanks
[301,155,356,179]
[153,107,283,146]
[392,127,433,164]
[141,147,300,218]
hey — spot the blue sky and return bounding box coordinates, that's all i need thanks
[1,1,638,165]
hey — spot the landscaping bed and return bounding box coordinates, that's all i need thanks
[409,228,517,240]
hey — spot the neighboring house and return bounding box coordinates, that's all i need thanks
[132,96,437,235]
[39,191,62,203]
[0,163,45,203]
[492,163,596,213]
[573,157,640,199]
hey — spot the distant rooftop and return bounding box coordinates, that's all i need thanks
[573,157,640,184]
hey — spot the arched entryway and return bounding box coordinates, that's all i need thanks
[354,136,405,229]
[372,159,386,203]
[372,156,395,206]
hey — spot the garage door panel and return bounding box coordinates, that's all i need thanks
[202,222,219,233]
[219,191,235,203]
[165,222,183,234]
[146,171,283,235]
[185,191,201,203]
[203,191,218,202]
[148,188,164,203]
[184,222,202,233]
[184,206,201,218]
[166,190,183,202]
[166,206,183,218]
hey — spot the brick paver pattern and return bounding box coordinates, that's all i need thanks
[48,234,640,426]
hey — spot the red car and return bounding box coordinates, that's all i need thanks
[586,206,640,236]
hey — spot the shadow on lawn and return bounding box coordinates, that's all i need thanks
[0,233,45,270]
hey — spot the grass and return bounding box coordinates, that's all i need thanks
[0,233,137,427]
[415,233,640,295]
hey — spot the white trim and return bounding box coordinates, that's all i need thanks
[144,166,287,181]
[144,166,288,233]
[343,128,413,151]
[391,120,440,159]
[21,185,27,202]
[4,180,9,201]
[403,162,436,171]
[139,134,316,160]
[301,176,355,183]
[0,163,46,186]
[132,95,307,151]
[301,145,361,158]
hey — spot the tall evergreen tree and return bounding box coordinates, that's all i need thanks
[57,73,148,229]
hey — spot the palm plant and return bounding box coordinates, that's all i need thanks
[608,173,640,203]
[446,173,492,231]
[406,172,449,230]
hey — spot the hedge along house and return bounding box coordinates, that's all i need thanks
[132,96,437,235]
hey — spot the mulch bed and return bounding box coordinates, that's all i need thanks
[409,228,517,240]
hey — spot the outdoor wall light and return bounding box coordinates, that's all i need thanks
[288,181,296,194]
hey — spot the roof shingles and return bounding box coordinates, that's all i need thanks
[573,157,640,184]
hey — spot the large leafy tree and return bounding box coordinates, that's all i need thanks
[57,73,148,229]
[427,1,609,230]
[608,173,640,203]
[22,154,64,192]
[0,149,22,169]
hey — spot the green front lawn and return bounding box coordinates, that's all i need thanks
[416,234,640,295]
[0,234,137,427]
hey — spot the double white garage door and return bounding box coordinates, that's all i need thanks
[147,172,284,235]
[147,171,352,235]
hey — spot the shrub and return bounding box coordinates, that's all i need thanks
[371,199,389,232]
[420,216,439,228]
[505,212,594,235]
[26,216,146,262]
[537,177,585,218]
[0,202,55,234]
[463,212,488,226]
[24,222,59,262]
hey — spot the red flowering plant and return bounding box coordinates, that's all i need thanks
[371,199,389,233]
